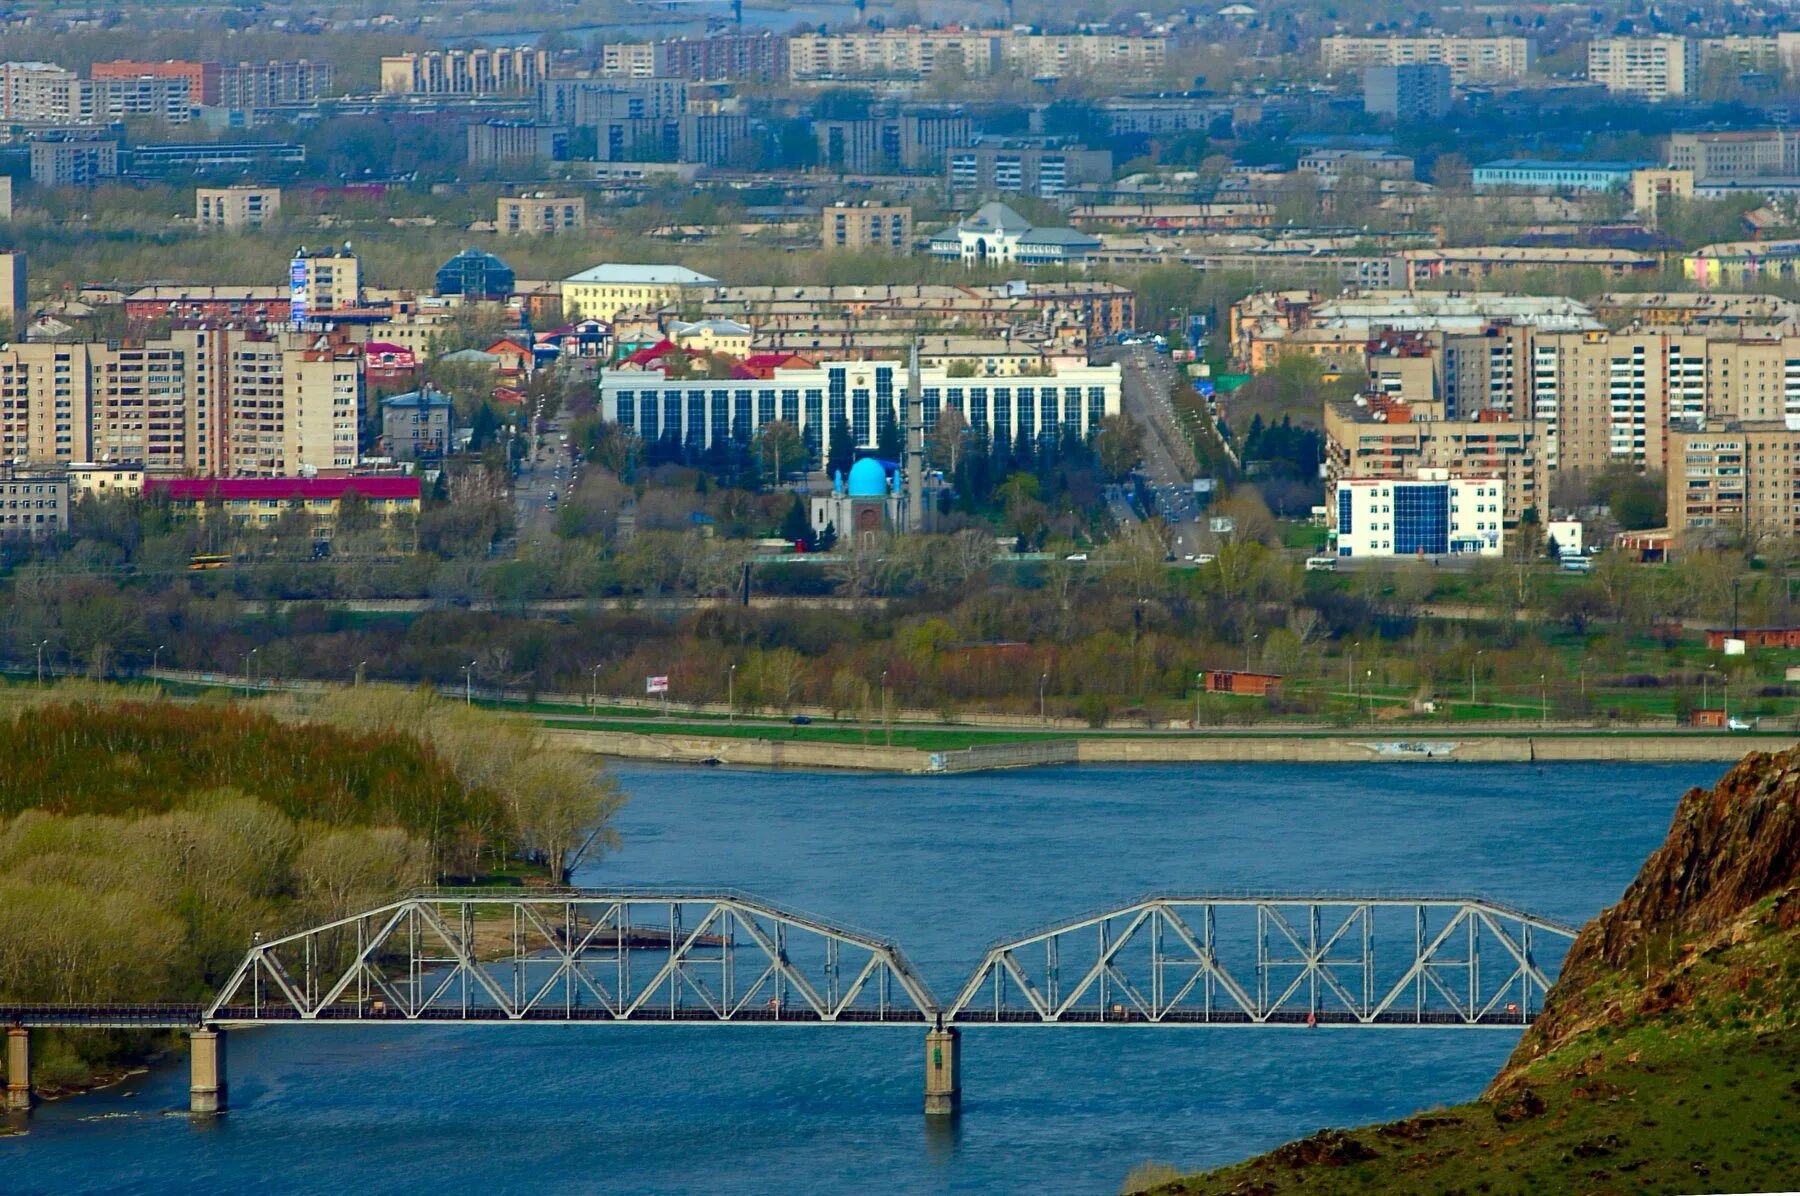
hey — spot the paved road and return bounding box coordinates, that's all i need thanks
[1101,344,1205,555]
[513,400,578,542]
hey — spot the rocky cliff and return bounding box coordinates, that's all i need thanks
[1153,747,1800,1195]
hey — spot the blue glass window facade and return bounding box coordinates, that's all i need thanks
[1392,483,1449,555]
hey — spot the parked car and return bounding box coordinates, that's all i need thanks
[789,715,812,725]
[1066,552,1088,561]
[1728,717,1753,732]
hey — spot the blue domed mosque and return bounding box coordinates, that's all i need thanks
[809,455,937,547]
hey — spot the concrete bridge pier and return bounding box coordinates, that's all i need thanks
[189,1028,226,1115]
[5,1026,30,1112]
[924,1024,960,1117]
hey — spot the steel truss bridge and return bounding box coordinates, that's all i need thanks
[1,890,1578,1116]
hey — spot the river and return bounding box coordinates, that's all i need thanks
[7,761,1720,1195]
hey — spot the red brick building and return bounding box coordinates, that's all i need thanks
[1201,670,1282,696]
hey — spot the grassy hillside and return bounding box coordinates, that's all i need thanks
[1145,747,1800,1195]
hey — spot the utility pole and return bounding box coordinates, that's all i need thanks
[905,340,925,534]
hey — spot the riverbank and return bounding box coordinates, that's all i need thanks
[543,727,1778,772]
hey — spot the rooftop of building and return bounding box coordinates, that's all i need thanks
[564,263,719,286]
[147,477,421,501]
[1475,158,1653,172]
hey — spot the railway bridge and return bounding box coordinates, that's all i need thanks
[2,889,1578,1117]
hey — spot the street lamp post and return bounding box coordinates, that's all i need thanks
[590,663,603,711]
[1365,669,1374,725]
[881,669,890,746]
[1539,673,1547,725]
[1039,672,1048,725]
[152,643,165,674]
[728,664,737,723]
[463,661,477,706]
[1469,650,1483,706]
[1347,642,1359,699]
[35,639,47,685]
[1245,633,1259,673]
[355,660,367,688]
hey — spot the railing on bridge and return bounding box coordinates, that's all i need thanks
[948,896,1577,1028]
[204,890,939,1026]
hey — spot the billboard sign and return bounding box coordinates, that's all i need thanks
[646,674,670,694]
[289,257,309,325]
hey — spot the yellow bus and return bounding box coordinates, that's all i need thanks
[187,553,230,571]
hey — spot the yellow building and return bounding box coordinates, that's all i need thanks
[291,245,362,317]
[1629,168,1691,225]
[561,263,720,322]
[667,318,753,357]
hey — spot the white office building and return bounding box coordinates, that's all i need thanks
[601,357,1122,455]
[1332,469,1505,558]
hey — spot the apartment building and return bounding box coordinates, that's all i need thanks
[196,185,281,230]
[1665,421,1800,538]
[90,59,332,108]
[1399,246,1656,285]
[814,111,973,173]
[28,140,118,186]
[1667,129,1800,180]
[216,60,334,109]
[1362,64,1451,120]
[789,30,1162,81]
[822,203,913,252]
[466,121,567,165]
[0,471,68,539]
[537,76,687,126]
[223,336,361,475]
[1000,34,1165,78]
[0,252,25,323]
[1319,35,1536,83]
[289,246,361,320]
[1587,36,1698,101]
[0,62,191,123]
[498,193,587,235]
[146,476,419,542]
[379,48,548,95]
[602,357,1121,456]
[1685,239,1800,287]
[1324,398,1545,530]
[946,145,1112,199]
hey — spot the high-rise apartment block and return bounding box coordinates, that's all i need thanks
[380,48,548,95]
[0,252,25,323]
[1320,36,1536,83]
[89,59,332,108]
[0,329,363,477]
[1587,35,1698,101]
[1362,64,1451,120]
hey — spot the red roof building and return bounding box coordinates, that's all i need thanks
[146,476,422,542]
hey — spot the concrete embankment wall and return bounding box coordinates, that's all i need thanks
[539,728,929,772]
[546,727,1773,774]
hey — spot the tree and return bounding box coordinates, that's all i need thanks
[779,494,813,549]
[499,750,627,884]
[928,406,970,474]
[1095,413,1146,481]
[752,419,805,486]
[827,415,857,482]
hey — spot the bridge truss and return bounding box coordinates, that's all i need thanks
[205,890,938,1026]
[947,897,1577,1027]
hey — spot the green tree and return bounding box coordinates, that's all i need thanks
[827,415,857,482]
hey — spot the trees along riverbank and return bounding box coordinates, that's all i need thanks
[0,683,625,1092]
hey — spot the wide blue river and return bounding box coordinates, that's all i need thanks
[8,761,1720,1194]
